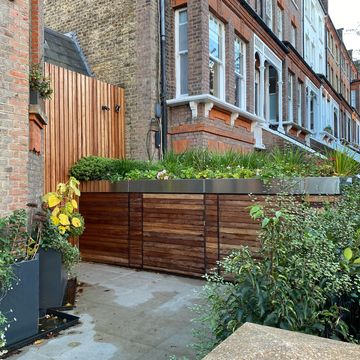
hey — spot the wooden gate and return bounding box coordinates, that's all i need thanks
[44,63,125,192]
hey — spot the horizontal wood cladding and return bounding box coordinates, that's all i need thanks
[80,193,130,265]
[142,194,206,277]
[79,192,338,277]
[219,195,262,258]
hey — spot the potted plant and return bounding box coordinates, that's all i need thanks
[38,177,84,313]
[323,126,333,135]
[0,210,40,349]
[29,64,53,105]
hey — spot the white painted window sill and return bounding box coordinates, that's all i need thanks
[167,94,265,125]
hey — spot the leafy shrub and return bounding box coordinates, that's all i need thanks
[0,209,41,353]
[70,147,341,182]
[69,156,153,181]
[192,182,360,359]
[40,177,83,274]
[327,149,360,176]
[39,214,80,273]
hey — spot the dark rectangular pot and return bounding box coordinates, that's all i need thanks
[39,248,67,314]
[0,256,39,346]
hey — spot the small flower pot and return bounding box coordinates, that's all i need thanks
[39,248,67,315]
[0,256,39,346]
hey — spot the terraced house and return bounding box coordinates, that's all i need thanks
[44,0,360,160]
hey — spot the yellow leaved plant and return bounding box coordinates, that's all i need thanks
[42,177,85,237]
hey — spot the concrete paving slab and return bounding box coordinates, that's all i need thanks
[8,262,204,360]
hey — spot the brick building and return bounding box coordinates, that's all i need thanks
[44,0,360,160]
[0,0,46,214]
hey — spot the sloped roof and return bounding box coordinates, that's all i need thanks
[44,27,92,76]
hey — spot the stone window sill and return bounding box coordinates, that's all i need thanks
[167,94,265,126]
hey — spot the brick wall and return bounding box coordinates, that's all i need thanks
[0,0,30,214]
[45,0,159,160]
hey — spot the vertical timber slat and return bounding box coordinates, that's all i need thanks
[43,64,125,193]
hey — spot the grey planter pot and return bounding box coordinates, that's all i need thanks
[0,256,39,346]
[39,249,67,314]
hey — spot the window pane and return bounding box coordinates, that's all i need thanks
[179,23,188,51]
[235,75,241,108]
[180,53,188,95]
[209,58,220,97]
[209,17,221,59]
[234,39,244,75]
[179,10,187,24]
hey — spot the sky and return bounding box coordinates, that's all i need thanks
[328,0,360,60]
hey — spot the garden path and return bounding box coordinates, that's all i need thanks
[9,262,204,360]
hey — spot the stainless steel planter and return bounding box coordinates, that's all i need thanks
[84,177,345,195]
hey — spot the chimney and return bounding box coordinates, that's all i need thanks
[337,28,344,41]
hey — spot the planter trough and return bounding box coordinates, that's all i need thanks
[0,256,39,347]
[39,249,67,315]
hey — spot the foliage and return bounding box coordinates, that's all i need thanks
[324,126,333,135]
[327,149,360,176]
[69,156,154,181]
[40,177,83,274]
[0,209,41,353]
[192,182,360,359]
[39,213,80,273]
[0,312,6,356]
[0,210,40,292]
[29,64,53,100]
[42,177,84,237]
[69,147,341,182]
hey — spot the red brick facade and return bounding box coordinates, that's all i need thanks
[0,0,45,214]
[44,0,360,159]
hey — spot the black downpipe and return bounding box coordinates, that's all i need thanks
[159,0,168,155]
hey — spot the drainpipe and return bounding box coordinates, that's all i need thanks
[159,0,168,155]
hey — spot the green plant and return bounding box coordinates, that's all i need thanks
[327,149,360,176]
[29,64,53,100]
[39,214,80,274]
[43,177,84,236]
[70,148,340,182]
[0,312,7,356]
[69,156,154,181]
[40,177,83,274]
[0,209,41,353]
[324,126,333,135]
[192,183,360,359]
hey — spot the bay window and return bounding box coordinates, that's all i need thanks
[175,9,188,97]
[209,15,225,100]
[234,37,246,109]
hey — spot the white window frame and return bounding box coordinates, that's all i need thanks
[291,25,296,48]
[297,81,302,125]
[351,90,356,108]
[175,9,189,98]
[234,37,246,110]
[209,15,225,101]
[288,73,294,122]
[265,0,273,30]
[276,6,283,40]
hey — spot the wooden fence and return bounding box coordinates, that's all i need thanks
[79,179,339,278]
[44,63,125,192]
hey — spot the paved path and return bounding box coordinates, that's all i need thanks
[9,262,204,360]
